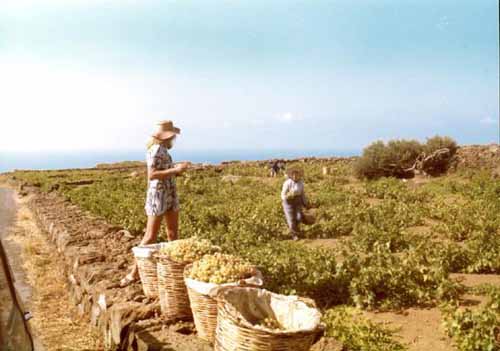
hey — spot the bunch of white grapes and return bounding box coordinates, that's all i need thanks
[256,317,283,330]
[159,237,219,263]
[285,189,302,200]
[188,253,255,284]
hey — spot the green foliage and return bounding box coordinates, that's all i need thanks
[241,242,343,305]
[354,139,423,179]
[322,307,407,351]
[64,176,148,233]
[364,177,432,204]
[425,135,458,156]
[338,243,463,310]
[355,136,458,179]
[10,154,498,313]
[465,231,500,274]
[442,290,500,351]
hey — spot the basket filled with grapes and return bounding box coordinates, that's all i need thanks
[214,286,324,351]
[155,238,220,320]
[184,253,263,343]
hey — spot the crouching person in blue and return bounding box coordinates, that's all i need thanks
[281,168,307,240]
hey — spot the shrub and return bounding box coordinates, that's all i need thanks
[425,135,458,156]
[355,136,458,179]
[354,139,423,179]
[322,307,407,351]
[442,290,500,351]
[241,242,345,306]
[338,244,463,310]
[422,136,458,176]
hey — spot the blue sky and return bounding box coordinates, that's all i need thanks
[0,0,498,152]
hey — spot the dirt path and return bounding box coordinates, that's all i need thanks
[0,187,44,350]
[364,308,455,351]
[1,187,102,350]
[0,188,32,310]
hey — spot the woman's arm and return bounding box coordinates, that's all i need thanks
[148,163,188,181]
[281,179,291,200]
[149,167,178,181]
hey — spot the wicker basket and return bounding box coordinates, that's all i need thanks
[214,287,324,351]
[132,243,164,298]
[184,264,263,344]
[186,283,219,343]
[156,254,192,320]
[301,210,316,225]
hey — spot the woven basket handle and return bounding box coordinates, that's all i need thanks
[237,279,262,288]
[213,282,262,300]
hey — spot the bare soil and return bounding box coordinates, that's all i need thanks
[3,189,103,350]
[364,308,455,351]
[450,273,500,288]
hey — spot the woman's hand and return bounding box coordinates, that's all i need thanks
[174,162,191,175]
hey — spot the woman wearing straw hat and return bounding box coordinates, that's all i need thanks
[281,167,308,240]
[120,120,190,286]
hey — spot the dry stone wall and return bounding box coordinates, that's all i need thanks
[27,190,175,350]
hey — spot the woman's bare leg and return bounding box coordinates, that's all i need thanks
[129,215,163,279]
[164,210,179,241]
[141,215,163,245]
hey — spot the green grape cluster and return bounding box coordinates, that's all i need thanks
[285,189,301,200]
[256,317,283,330]
[188,253,255,284]
[159,237,219,263]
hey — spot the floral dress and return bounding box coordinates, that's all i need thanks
[144,144,179,216]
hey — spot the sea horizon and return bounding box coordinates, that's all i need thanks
[0,148,360,174]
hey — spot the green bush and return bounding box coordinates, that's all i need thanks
[422,136,458,176]
[425,135,458,156]
[355,136,457,179]
[338,244,463,310]
[442,290,500,351]
[354,140,422,179]
[241,242,344,306]
[322,307,407,351]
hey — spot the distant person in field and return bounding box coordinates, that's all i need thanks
[270,160,280,177]
[270,159,286,177]
[120,120,190,287]
[281,168,308,240]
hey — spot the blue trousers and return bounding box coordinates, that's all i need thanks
[282,199,303,234]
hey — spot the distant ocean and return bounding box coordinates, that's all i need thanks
[0,149,360,173]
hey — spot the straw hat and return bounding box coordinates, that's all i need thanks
[152,120,181,141]
[286,167,304,178]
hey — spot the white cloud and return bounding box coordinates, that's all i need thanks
[277,112,301,123]
[480,116,497,125]
[436,15,450,31]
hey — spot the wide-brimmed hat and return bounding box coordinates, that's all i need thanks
[152,120,181,141]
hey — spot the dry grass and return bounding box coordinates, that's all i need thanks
[10,198,104,351]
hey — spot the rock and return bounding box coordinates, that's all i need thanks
[117,229,135,241]
[221,175,241,184]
